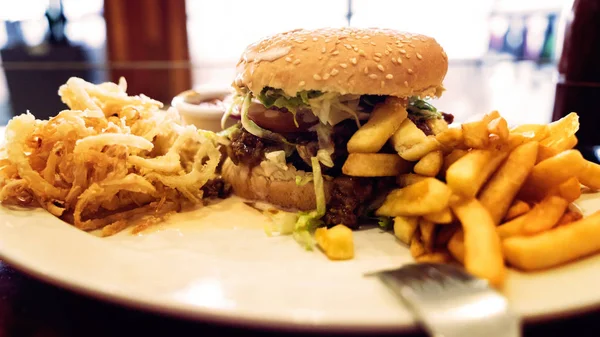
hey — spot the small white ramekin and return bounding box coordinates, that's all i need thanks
[171,85,236,132]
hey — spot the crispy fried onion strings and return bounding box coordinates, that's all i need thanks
[0,77,222,235]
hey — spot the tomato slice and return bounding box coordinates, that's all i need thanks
[247,103,317,133]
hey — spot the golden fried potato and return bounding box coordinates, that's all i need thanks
[550,176,582,203]
[376,178,452,217]
[423,207,454,224]
[519,150,585,201]
[540,112,579,148]
[393,216,419,245]
[504,200,531,221]
[440,149,468,177]
[419,219,436,252]
[461,120,489,149]
[342,153,411,177]
[503,211,600,271]
[315,225,354,260]
[414,150,443,177]
[415,251,452,263]
[347,97,407,153]
[436,127,463,149]
[447,230,465,263]
[426,118,449,135]
[390,119,439,161]
[479,141,538,225]
[410,235,427,258]
[396,173,429,187]
[446,149,508,198]
[487,117,509,143]
[510,124,549,141]
[578,160,600,190]
[451,196,505,288]
[522,195,569,235]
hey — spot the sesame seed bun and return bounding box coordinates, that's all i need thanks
[221,158,333,211]
[233,27,448,98]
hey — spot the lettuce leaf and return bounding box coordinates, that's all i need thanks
[407,97,442,120]
[257,88,322,127]
[293,156,326,250]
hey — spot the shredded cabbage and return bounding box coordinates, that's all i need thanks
[293,156,326,250]
[315,124,334,167]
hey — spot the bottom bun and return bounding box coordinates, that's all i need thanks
[221,158,332,211]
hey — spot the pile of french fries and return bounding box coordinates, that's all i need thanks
[342,97,600,288]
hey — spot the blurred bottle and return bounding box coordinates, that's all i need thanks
[552,0,600,162]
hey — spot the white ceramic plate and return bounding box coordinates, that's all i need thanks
[1,190,600,332]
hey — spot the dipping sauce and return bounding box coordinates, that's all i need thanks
[171,87,235,132]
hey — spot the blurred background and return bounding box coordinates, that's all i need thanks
[0,0,573,126]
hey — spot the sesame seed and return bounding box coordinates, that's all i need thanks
[323,73,330,80]
[299,81,306,86]
[293,59,301,65]
[374,56,381,62]
[400,49,406,54]
[397,57,403,64]
[340,63,348,68]
[377,64,385,72]
[351,57,357,65]
[407,69,414,74]
[391,57,397,64]
[416,53,422,60]
[405,54,411,59]
[332,50,340,55]
[387,45,393,52]
[318,56,323,60]
[321,47,327,53]
[370,41,376,46]
[331,69,339,76]
[385,50,390,55]
[386,74,394,79]
[313,74,322,80]
[313,37,318,41]
[347,37,354,42]
[364,67,369,74]
[353,46,359,52]
[285,57,292,62]
[359,50,366,56]
[325,38,331,43]
[302,45,309,50]
[409,44,415,48]
[344,44,352,49]
[375,52,382,57]
[368,74,378,80]
[404,81,409,87]
[363,35,370,39]
[397,43,404,48]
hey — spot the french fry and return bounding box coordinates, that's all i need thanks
[537,135,578,163]
[396,173,428,187]
[413,150,443,177]
[451,196,505,287]
[478,141,538,225]
[447,230,465,263]
[415,251,452,263]
[420,219,436,252]
[510,124,549,141]
[423,207,454,224]
[522,195,569,235]
[426,118,449,135]
[550,176,582,203]
[440,149,468,177]
[342,153,412,177]
[390,119,440,161]
[497,214,527,239]
[539,112,579,148]
[393,216,419,244]
[347,97,408,153]
[487,117,509,143]
[578,160,600,190]
[557,210,584,226]
[503,211,600,271]
[315,225,354,260]
[436,128,463,149]
[376,178,453,217]
[483,110,501,122]
[410,235,427,258]
[519,150,586,201]
[461,120,489,149]
[504,200,531,221]
[446,149,509,198]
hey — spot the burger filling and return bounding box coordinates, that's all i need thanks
[221,87,452,248]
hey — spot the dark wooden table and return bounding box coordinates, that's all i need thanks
[0,261,598,337]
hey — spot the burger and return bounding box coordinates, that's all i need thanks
[219,27,452,246]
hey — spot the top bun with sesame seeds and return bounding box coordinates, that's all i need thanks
[232,27,448,99]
